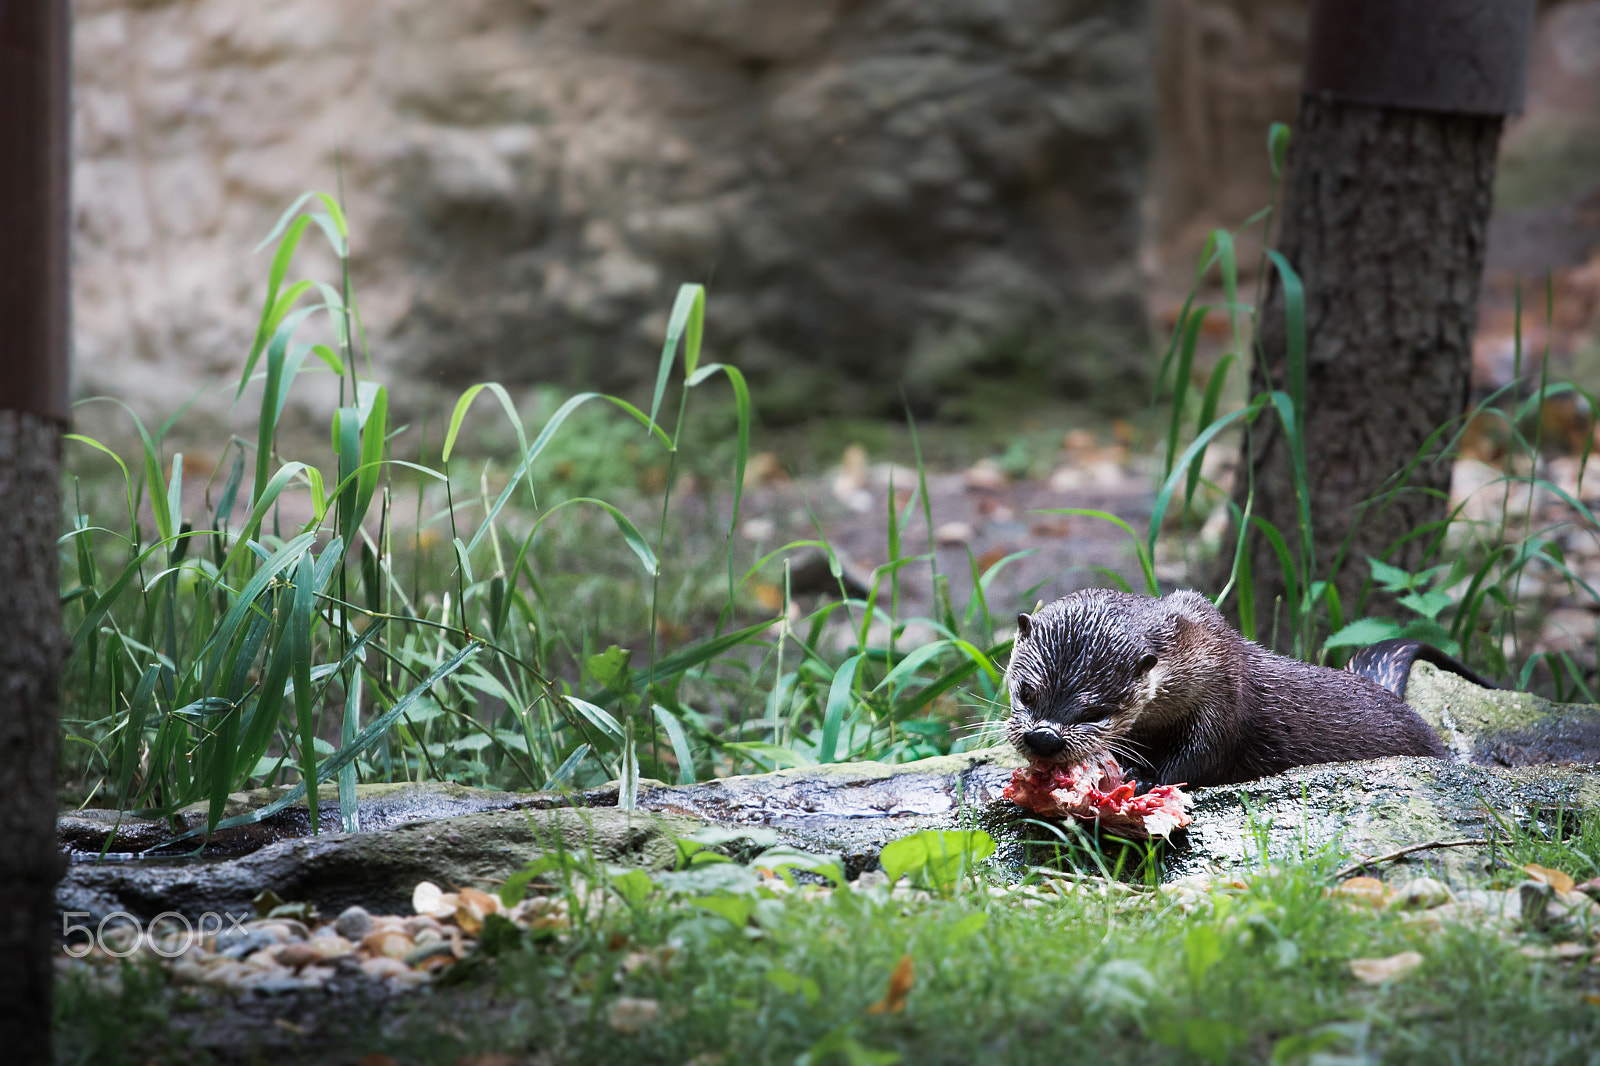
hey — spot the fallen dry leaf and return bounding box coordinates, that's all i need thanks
[752,582,783,611]
[453,1055,521,1066]
[358,1055,400,1066]
[1334,876,1393,908]
[865,954,914,1014]
[1348,951,1425,985]
[459,886,501,916]
[1523,864,1577,893]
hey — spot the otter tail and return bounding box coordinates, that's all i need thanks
[1346,638,1497,699]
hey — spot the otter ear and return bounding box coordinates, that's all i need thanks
[1016,613,1032,640]
[1137,652,1158,674]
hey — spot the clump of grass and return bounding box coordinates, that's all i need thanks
[1125,124,1600,698]
[57,830,1600,1064]
[58,192,1018,838]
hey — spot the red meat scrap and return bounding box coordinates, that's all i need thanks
[1002,754,1193,840]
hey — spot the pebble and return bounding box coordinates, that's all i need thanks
[363,930,415,960]
[934,521,976,546]
[57,876,556,998]
[334,905,373,940]
[1391,877,1454,911]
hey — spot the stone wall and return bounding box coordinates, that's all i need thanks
[1149,0,1306,279]
[72,0,1154,427]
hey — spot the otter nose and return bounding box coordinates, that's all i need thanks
[1022,729,1065,758]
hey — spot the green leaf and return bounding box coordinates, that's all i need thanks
[1322,617,1405,650]
[948,910,989,942]
[879,829,996,890]
[767,968,821,1004]
[690,892,752,928]
[1184,924,1223,985]
[652,703,697,785]
[498,856,565,907]
[1268,122,1291,176]
[752,845,845,887]
[586,645,633,691]
[817,654,861,764]
[722,741,815,770]
[649,283,706,432]
[609,868,655,908]
[686,362,751,540]
[1366,556,1416,592]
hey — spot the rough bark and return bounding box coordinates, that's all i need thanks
[0,412,64,1062]
[1238,95,1502,645]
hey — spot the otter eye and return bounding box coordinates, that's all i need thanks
[1137,653,1158,674]
[1014,681,1037,706]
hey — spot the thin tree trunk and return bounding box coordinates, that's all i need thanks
[0,413,64,1061]
[0,2,70,1060]
[1240,95,1501,646]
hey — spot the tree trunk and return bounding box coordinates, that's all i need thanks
[0,413,64,1062]
[0,2,69,1060]
[1239,94,1501,646]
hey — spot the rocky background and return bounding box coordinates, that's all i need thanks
[69,0,1600,432]
[71,0,1153,428]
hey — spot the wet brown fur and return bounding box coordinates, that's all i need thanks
[1004,589,1447,787]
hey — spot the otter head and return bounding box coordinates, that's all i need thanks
[1004,589,1179,769]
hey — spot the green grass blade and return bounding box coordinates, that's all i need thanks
[817,654,861,764]
[152,642,482,849]
[686,363,751,538]
[629,616,779,692]
[652,703,698,785]
[649,284,706,432]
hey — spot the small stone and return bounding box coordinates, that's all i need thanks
[962,460,1006,492]
[168,960,209,985]
[741,452,787,488]
[1518,942,1591,960]
[1047,466,1085,492]
[404,940,458,967]
[607,996,661,1033]
[402,915,444,939]
[202,960,252,990]
[1391,877,1453,911]
[273,943,320,971]
[215,930,274,960]
[933,521,975,546]
[243,949,287,972]
[412,881,445,916]
[334,905,373,941]
[832,445,868,502]
[309,935,355,960]
[363,930,415,960]
[247,974,309,995]
[360,956,413,981]
[247,918,310,941]
[739,516,775,542]
[298,964,334,987]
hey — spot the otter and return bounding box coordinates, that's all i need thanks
[1004,588,1451,788]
